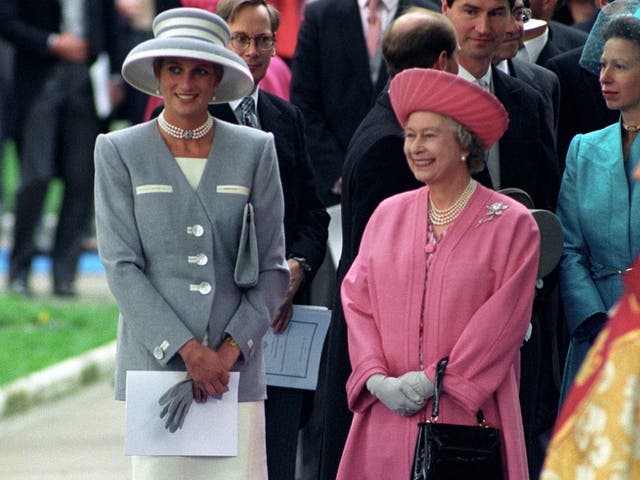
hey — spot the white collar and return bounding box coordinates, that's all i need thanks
[495,59,509,74]
[458,64,493,92]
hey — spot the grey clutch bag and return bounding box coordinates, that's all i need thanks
[234,202,259,288]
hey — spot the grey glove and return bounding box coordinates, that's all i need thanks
[159,378,194,433]
[398,371,435,400]
[366,374,426,416]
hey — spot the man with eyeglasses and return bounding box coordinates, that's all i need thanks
[491,7,562,478]
[493,0,560,132]
[212,2,330,480]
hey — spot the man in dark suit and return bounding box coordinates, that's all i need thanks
[444,1,563,471]
[492,2,564,476]
[213,2,330,479]
[443,0,560,211]
[546,45,618,167]
[290,0,438,206]
[0,0,122,296]
[494,0,561,132]
[315,10,460,480]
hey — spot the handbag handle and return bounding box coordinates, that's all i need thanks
[429,356,488,427]
[429,357,448,421]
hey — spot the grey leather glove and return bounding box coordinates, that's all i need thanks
[366,374,426,416]
[159,378,194,433]
[398,371,435,400]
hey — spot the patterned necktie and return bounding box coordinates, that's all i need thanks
[366,0,382,58]
[238,96,258,128]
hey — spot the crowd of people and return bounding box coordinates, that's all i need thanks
[0,0,639,479]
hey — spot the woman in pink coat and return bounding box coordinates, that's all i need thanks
[337,69,540,480]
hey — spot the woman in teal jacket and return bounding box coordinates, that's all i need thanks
[558,13,640,402]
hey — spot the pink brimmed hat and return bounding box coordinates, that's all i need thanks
[389,68,509,149]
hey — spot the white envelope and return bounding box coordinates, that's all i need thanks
[124,371,239,456]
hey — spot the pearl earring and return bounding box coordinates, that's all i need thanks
[461,155,467,162]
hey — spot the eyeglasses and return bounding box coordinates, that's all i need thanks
[230,34,275,52]
[513,7,532,23]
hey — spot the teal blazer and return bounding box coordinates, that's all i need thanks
[558,119,640,398]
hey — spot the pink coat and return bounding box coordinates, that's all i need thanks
[338,185,539,480]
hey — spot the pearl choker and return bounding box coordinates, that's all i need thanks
[158,111,214,140]
[622,121,640,133]
[429,179,477,226]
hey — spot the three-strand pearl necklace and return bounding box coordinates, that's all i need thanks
[158,111,214,140]
[429,179,477,226]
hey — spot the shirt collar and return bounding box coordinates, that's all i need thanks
[458,64,493,92]
[495,59,509,74]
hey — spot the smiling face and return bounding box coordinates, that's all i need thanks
[155,57,222,125]
[226,4,274,85]
[403,111,470,186]
[442,0,510,76]
[600,37,640,116]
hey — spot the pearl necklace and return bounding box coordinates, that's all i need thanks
[158,111,214,140]
[622,121,640,133]
[429,179,477,226]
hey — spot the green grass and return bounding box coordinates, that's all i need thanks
[0,294,119,386]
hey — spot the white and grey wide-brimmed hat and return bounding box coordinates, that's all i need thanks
[122,8,254,104]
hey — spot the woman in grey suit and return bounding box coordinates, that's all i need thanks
[94,8,289,479]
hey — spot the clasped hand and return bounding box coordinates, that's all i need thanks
[366,371,434,416]
[179,339,238,402]
[159,339,239,432]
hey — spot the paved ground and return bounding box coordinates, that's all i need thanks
[0,380,131,480]
[0,267,130,479]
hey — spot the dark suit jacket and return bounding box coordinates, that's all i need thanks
[493,67,561,211]
[545,46,618,167]
[573,11,599,33]
[208,91,330,283]
[537,21,588,66]
[290,0,438,205]
[508,58,561,134]
[316,90,420,480]
[0,0,119,134]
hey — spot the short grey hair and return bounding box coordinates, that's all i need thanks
[450,118,486,174]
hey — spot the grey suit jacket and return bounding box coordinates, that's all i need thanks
[94,119,289,401]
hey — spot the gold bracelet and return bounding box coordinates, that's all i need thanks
[225,336,239,349]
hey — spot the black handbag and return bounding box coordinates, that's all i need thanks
[410,357,504,480]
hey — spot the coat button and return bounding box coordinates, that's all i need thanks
[191,225,204,237]
[198,282,212,295]
[188,254,208,266]
[153,346,164,360]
